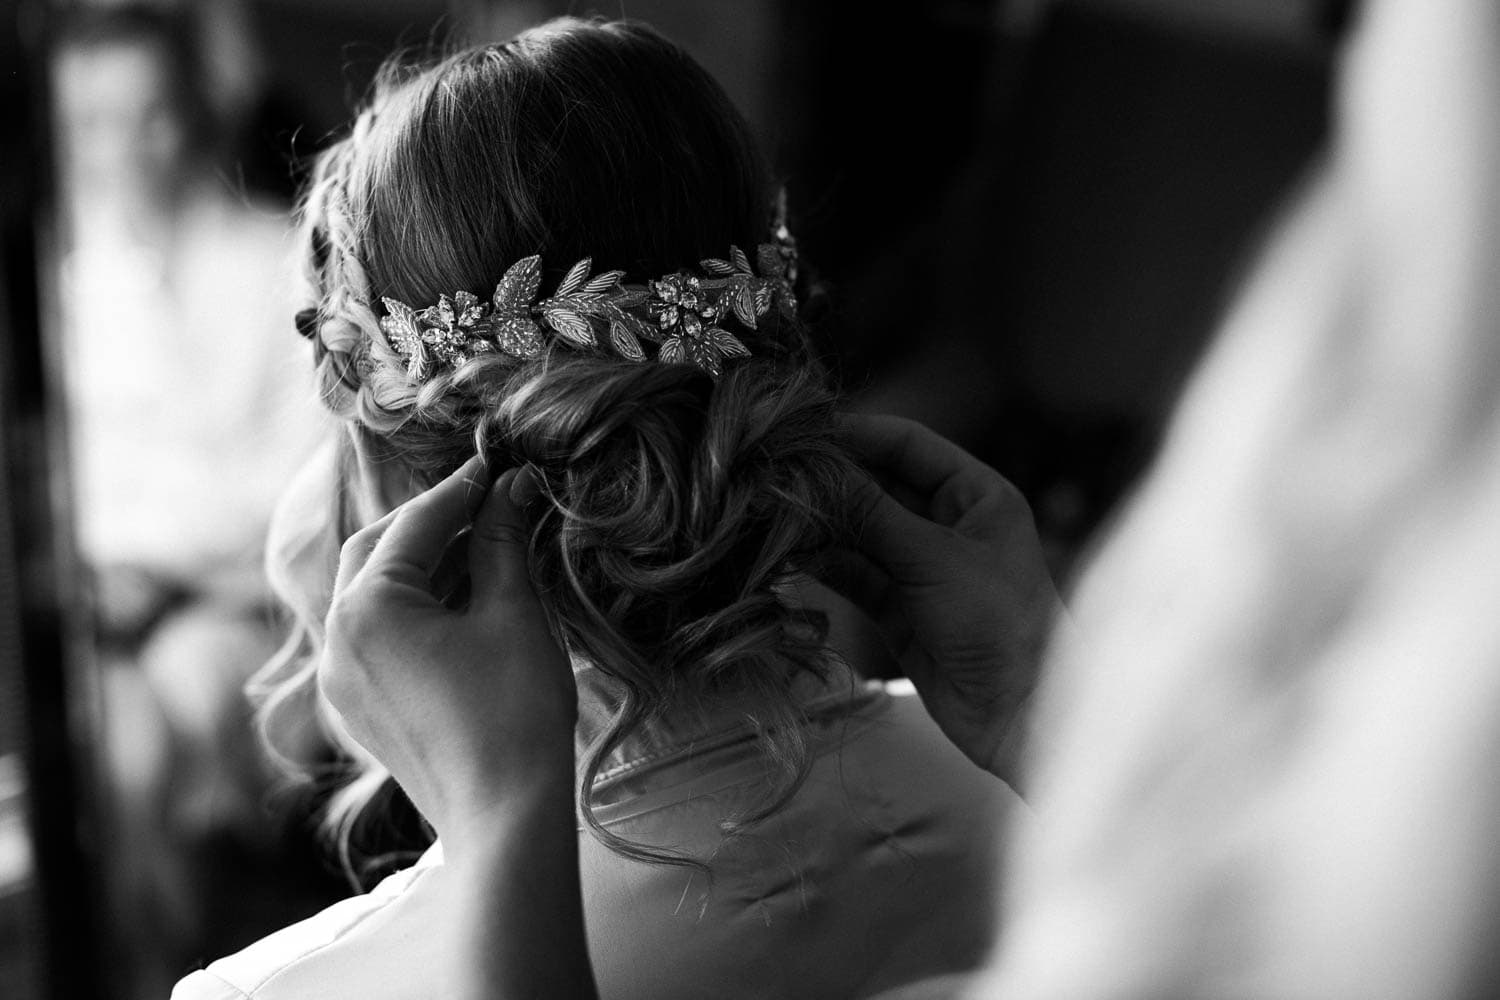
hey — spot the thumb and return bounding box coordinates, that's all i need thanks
[359,455,490,589]
[467,466,543,612]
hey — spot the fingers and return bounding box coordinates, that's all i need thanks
[332,455,548,626]
[363,456,493,587]
[508,462,544,508]
[815,544,893,623]
[840,413,999,513]
[848,470,952,579]
[468,466,546,614]
[334,506,398,596]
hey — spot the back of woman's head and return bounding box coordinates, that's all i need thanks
[271,17,860,872]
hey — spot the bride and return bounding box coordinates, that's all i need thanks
[173,17,1037,1000]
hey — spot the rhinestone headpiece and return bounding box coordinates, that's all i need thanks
[368,234,798,380]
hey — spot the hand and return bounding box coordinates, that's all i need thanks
[317,456,576,853]
[835,413,1062,788]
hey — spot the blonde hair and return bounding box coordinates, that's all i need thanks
[254,18,862,882]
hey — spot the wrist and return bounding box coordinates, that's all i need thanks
[442,767,597,1000]
[444,758,576,862]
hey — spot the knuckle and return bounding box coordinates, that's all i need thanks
[317,619,378,717]
[993,477,1030,513]
[339,526,373,558]
[982,470,1027,510]
[971,477,1036,533]
[315,651,352,710]
[337,534,372,568]
[324,588,381,662]
[325,587,365,633]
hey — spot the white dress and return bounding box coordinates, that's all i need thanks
[172,672,1024,1000]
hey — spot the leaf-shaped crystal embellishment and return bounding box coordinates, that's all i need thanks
[379,297,428,380]
[700,257,736,276]
[658,338,686,365]
[728,278,757,329]
[401,343,428,380]
[607,307,661,344]
[543,306,595,347]
[493,316,544,359]
[453,290,484,327]
[656,304,680,329]
[555,258,592,296]
[609,320,646,362]
[583,270,625,293]
[379,297,418,341]
[729,245,752,274]
[752,283,773,316]
[493,256,543,317]
[554,292,608,314]
[689,340,723,377]
[707,328,750,359]
[681,312,703,337]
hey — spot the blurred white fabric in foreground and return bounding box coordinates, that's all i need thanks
[974,0,1500,997]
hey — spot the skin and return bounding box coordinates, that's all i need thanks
[833,413,1063,792]
[318,458,594,1000]
[317,418,1055,998]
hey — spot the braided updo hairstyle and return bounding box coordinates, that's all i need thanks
[261,17,860,875]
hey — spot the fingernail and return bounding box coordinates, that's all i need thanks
[462,455,499,518]
[459,454,492,483]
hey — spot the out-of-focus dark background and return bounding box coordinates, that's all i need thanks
[0,0,1347,997]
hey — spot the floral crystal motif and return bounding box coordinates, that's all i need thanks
[376,241,796,380]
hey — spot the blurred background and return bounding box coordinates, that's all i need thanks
[0,0,1350,997]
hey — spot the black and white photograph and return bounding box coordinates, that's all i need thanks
[1,0,1497,997]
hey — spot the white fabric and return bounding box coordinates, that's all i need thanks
[173,688,1025,1000]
